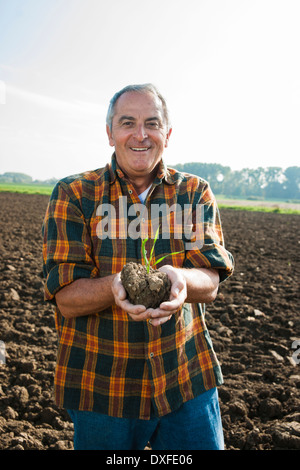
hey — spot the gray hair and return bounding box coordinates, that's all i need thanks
[106,83,171,131]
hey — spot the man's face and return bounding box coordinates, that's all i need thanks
[106,91,172,180]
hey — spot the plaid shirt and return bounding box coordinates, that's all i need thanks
[42,153,234,419]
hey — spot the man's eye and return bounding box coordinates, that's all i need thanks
[147,122,159,129]
[122,121,134,127]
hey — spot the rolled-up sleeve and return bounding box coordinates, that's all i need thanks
[183,182,234,282]
[42,182,99,302]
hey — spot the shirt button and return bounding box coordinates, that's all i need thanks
[150,352,154,358]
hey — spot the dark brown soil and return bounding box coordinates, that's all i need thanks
[121,262,171,309]
[0,192,299,450]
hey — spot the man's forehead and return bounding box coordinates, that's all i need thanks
[114,91,163,117]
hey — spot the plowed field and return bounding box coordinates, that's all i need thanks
[0,192,299,450]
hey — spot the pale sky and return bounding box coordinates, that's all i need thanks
[0,0,299,181]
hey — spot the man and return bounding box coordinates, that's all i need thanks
[42,83,234,450]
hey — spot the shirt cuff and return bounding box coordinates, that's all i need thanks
[183,244,234,283]
[44,262,99,301]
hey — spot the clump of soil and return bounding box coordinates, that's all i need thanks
[121,262,171,309]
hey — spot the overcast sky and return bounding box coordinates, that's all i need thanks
[0,0,299,180]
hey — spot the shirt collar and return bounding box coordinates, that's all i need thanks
[108,152,176,185]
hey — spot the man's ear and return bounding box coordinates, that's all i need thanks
[164,128,172,148]
[106,124,115,147]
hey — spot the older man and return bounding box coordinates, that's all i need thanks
[42,84,234,450]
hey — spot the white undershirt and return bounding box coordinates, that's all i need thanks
[138,185,152,203]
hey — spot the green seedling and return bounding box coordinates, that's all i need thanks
[142,226,184,273]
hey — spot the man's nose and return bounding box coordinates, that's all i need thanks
[134,124,148,140]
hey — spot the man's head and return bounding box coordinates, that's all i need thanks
[106,83,171,132]
[106,84,172,183]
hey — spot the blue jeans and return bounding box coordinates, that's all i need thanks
[67,388,224,450]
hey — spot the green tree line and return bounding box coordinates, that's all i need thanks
[172,163,300,200]
[0,172,57,185]
[1,167,299,200]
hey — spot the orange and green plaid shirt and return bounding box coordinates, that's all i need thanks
[42,153,234,419]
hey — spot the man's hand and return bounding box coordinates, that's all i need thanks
[146,265,187,326]
[111,267,187,326]
[111,272,149,321]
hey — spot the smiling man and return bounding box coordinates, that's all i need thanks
[106,89,172,193]
[42,83,234,451]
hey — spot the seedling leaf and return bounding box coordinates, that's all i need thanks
[141,237,149,270]
[141,225,184,272]
[153,251,184,266]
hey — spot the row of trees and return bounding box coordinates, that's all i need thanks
[0,172,33,183]
[172,163,300,200]
[1,167,299,200]
[0,172,57,185]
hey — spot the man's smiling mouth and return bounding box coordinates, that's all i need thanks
[130,147,150,151]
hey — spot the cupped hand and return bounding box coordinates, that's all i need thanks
[111,272,150,321]
[111,267,187,327]
[146,265,187,327]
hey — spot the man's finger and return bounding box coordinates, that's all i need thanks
[120,300,146,315]
[128,309,151,322]
[149,315,172,327]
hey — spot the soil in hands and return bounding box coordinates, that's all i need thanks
[121,262,171,309]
